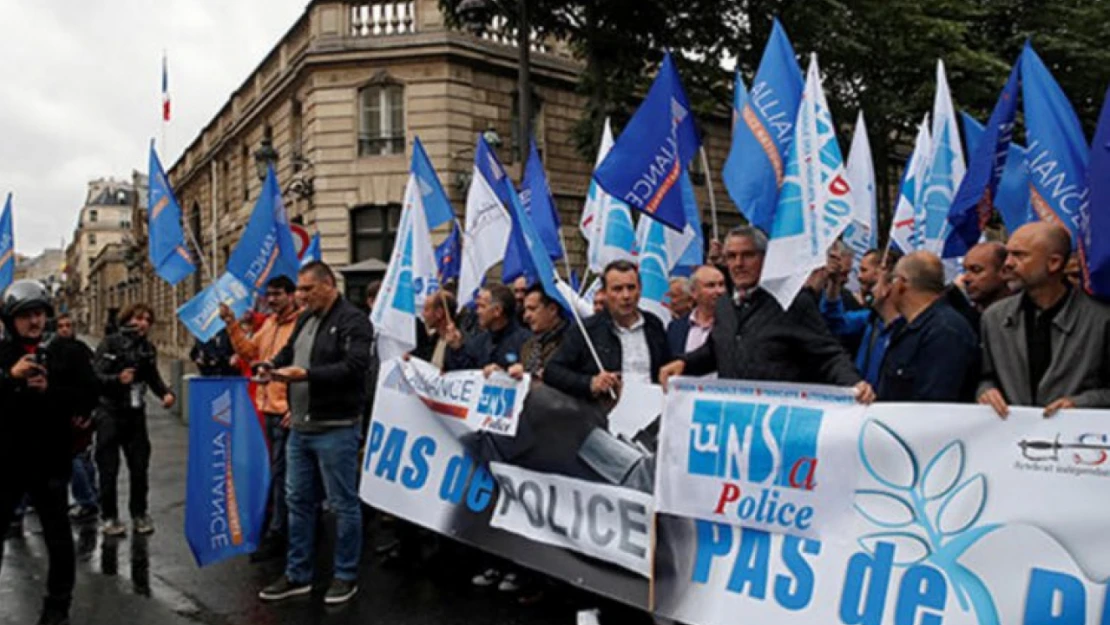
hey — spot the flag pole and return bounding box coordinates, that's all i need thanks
[557,228,574,281]
[700,146,720,242]
[161,50,179,352]
[560,278,616,400]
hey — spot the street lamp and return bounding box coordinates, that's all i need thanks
[456,0,531,161]
[253,135,279,181]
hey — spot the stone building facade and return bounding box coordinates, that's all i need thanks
[128,0,735,358]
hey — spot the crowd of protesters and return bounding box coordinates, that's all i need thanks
[3,219,1109,624]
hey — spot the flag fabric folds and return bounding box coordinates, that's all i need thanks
[0,194,13,293]
[959,111,1031,236]
[635,209,694,324]
[373,138,443,362]
[1082,84,1110,299]
[300,232,322,267]
[1021,43,1090,246]
[436,221,462,283]
[520,139,564,260]
[162,53,171,122]
[761,54,855,309]
[721,19,804,233]
[580,119,637,274]
[504,166,572,314]
[673,172,704,275]
[920,61,966,255]
[411,139,456,230]
[890,117,932,254]
[185,377,271,567]
[226,165,300,292]
[459,135,514,307]
[593,52,701,231]
[148,142,197,285]
[177,272,254,343]
[944,62,1021,257]
[843,111,877,290]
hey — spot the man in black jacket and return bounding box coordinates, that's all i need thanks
[660,226,875,403]
[93,302,175,537]
[444,283,529,374]
[0,280,98,625]
[546,260,671,401]
[257,262,373,606]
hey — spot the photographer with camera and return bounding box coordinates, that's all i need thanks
[1,280,98,625]
[92,302,175,537]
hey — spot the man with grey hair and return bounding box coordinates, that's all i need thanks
[665,277,693,319]
[878,251,978,402]
[661,226,874,403]
[978,222,1110,418]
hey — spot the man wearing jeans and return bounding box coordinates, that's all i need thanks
[257,262,372,606]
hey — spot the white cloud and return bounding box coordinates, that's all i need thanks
[0,0,307,256]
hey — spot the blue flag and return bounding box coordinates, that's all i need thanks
[674,172,704,275]
[721,19,804,233]
[436,221,461,283]
[504,171,571,313]
[148,142,197,285]
[1022,43,1089,246]
[593,51,701,231]
[300,232,321,267]
[520,139,564,260]
[411,138,456,230]
[185,377,271,567]
[960,112,1032,235]
[944,62,1021,257]
[1082,84,1110,299]
[0,194,13,294]
[227,164,300,292]
[177,272,254,342]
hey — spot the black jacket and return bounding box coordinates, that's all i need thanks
[445,319,530,371]
[93,330,170,412]
[272,296,373,423]
[189,330,240,377]
[683,288,861,386]
[0,334,98,477]
[878,297,979,402]
[545,310,671,399]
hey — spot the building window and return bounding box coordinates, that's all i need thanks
[351,204,401,262]
[358,84,404,156]
[88,209,98,223]
[89,233,97,246]
[241,143,250,201]
[291,98,305,169]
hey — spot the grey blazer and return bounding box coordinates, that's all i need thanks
[978,289,1110,408]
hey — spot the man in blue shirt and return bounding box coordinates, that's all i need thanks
[821,251,904,388]
[878,251,978,402]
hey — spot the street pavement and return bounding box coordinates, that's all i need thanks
[0,400,623,625]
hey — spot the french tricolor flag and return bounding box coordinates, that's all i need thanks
[162,53,171,122]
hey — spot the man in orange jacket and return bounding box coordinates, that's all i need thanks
[219,275,301,562]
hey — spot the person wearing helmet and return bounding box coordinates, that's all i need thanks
[0,279,98,625]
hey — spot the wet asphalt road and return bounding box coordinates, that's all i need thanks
[0,403,625,625]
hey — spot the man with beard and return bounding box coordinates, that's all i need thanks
[0,280,98,625]
[978,223,1110,417]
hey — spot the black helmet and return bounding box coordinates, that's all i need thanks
[2,279,54,319]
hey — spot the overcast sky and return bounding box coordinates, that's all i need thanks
[0,0,308,257]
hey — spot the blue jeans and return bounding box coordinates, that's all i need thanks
[285,426,362,584]
[71,450,99,508]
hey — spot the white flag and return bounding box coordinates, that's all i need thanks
[634,209,696,324]
[458,142,513,308]
[580,119,637,274]
[920,60,967,256]
[843,111,877,292]
[372,173,440,362]
[761,54,855,310]
[889,115,932,253]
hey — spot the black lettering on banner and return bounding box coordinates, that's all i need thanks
[520,480,545,528]
[618,500,648,558]
[547,485,569,537]
[588,495,616,546]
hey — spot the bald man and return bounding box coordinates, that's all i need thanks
[978,223,1110,417]
[962,241,1011,311]
[667,265,727,355]
[878,251,979,401]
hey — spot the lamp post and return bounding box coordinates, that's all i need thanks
[457,0,531,161]
[253,135,280,182]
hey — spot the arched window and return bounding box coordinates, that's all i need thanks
[358,78,405,156]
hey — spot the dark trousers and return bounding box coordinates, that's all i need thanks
[263,413,289,540]
[95,409,151,520]
[0,473,76,611]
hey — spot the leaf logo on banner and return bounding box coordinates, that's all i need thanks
[855,419,1003,625]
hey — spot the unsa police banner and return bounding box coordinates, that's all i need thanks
[185,377,271,567]
[654,377,1110,625]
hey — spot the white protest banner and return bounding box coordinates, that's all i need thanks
[384,356,530,436]
[488,462,654,577]
[653,395,1110,625]
[656,378,864,541]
